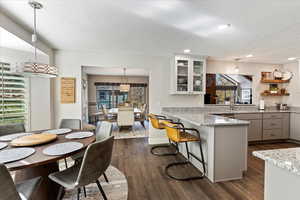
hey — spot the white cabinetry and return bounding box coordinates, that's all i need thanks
[290,113,300,140]
[171,55,206,95]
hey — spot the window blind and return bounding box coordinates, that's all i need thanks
[0,62,27,125]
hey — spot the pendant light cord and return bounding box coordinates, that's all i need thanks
[33,5,37,61]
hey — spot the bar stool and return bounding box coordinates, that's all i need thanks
[162,120,206,181]
[148,114,178,156]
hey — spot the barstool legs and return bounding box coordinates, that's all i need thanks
[165,141,206,181]
[150,140,179,156]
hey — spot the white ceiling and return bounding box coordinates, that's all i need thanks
[2,0,300,63]
[83,66,149,76]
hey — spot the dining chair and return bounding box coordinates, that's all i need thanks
[100,104,116,122]
[59,119,81,130]
[0,124,25,136]
[72,121,113,184]
[59,119,82,168]
[49,136,114,200]
[0,164,42,200]
[117,107,134,128]
[135,104,147,128]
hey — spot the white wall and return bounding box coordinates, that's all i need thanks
[282,61,300,106]
[0,47,51,131]
[54,51,290,145]
[54,50,203,127]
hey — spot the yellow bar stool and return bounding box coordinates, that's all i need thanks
[162,120,206,181]
[148,114,179,156]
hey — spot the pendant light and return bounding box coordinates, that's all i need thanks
[22,1,58,78]
[120,68,130,92]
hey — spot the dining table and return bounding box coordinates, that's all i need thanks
[4,130,95,200]
[108,107,141,114]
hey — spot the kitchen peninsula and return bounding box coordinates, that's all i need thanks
[161,105,300,183]
[162,109,250,183]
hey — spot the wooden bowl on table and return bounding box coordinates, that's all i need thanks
[10,133,57,147]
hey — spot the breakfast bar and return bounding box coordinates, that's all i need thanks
[162,111,249,183]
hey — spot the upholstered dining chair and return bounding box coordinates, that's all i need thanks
[49,136,114,200]
[59,119,82,168]
[59,119,81,130]
[0,123,25,136]
[0,164,42,200]
[100,104,116,122]
[135,104,147,128]
[117,107,134,128]
[71,121,113,185]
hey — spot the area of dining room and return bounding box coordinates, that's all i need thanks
[83,66,149,139]
[0,3,130,199]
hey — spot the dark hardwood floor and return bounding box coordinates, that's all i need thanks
[111,138,300,200]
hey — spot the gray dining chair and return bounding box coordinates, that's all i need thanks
[0,124,25,136]
[0,164,42,200]
[59,119,81,130]
[59,119,82,168]
[49,136,114,200]
[72,121,113,185]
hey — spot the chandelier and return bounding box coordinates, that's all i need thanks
[120,68,130,92]
[21,1,58,78]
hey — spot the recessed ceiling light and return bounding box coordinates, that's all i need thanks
[184,49,191,53]
[246,54,253,58]
[218,24,231,30]
[288,57,297,61]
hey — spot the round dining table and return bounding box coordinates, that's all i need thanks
[5,130,95,200]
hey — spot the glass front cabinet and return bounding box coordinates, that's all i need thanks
[171,55,206,94]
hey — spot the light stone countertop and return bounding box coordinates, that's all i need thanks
[161,106,300,127]
[253,148,300,176]
[162,111,250,126]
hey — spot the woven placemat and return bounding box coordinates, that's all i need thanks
[43,128,72,135]
[65,131,93,139]
[43,142,83,156]
[0,133,33,142]
[0,148,35,163]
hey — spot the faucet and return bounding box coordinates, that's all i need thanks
[229,98,235,111]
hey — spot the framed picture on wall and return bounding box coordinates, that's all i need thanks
[61,77,76,103]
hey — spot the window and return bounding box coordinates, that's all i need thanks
[0,62,27,125]
[95,83,147,109]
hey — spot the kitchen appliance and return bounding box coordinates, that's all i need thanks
[259,100,265,110]
[276,103,289,110]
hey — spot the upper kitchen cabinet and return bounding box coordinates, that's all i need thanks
[171,55,206,95]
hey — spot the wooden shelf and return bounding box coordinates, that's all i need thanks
[261,93,290,96]
[261,79,289,83]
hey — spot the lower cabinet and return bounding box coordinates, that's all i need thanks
[235,114,262,142]
[290,113,300,140]
[235,112,290,142]
[248,119,263,141]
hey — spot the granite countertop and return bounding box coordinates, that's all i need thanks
[253,148,300,176]
[161,106,300,127]
[162,112,250,127]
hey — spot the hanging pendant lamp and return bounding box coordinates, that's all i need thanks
[120,68,130,92]
[22,1,58,78]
